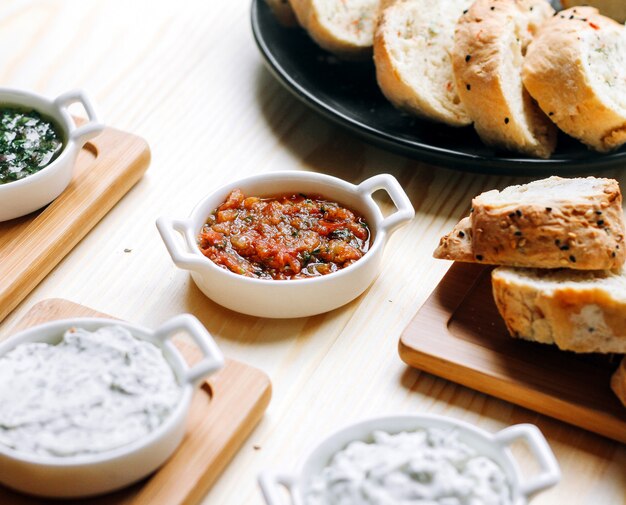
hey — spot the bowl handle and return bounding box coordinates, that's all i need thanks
[153,314,224,386]
[156,217,207,272]
[357,174,415,236]
[494,424,560,498]
[54,89,104,146]
[258,471,300,505]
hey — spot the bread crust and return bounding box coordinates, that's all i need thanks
[611,358,626,407]
[433,177,626,270]
[373,0,472,127]
[452,0,557,158]
[289,0,379,59]
[266,0,298,26]
[492,267,626,353]
[523,7,626,152]
[561,0,626,23]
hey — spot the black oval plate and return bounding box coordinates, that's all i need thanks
[251,0,626,175]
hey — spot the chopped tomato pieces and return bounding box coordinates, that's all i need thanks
[198,189,371,280]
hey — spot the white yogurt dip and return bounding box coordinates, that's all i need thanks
[305,428,513,505]
[0,325,182,458]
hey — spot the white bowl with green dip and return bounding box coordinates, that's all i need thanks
[0,88,104,222]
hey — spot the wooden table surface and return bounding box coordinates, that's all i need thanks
[0,1,624,504]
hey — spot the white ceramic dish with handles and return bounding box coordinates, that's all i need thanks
[0,314,224,499]
[0,87,104,222]
[259,414,561,505]
[157,171,415,318]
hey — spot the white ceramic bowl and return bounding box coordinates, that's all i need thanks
[259,414,561,505]
[156,171,415,318]
[0,88,104,222]
[0,314,224,498]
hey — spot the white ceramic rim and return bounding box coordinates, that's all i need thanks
[258,413,561,504]
[0,315,224,468]
[157,170,415,285]
[0,87,103,190]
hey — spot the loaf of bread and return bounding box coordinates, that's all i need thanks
[374,0,473,127]
[288,0,381,58]
[523,7,626,153]
[266,0,298,26]
[561,0,626,23]
[434,176,626,270]
[492,266,626,354]
[612,358,626,407]
[452,0,557,158]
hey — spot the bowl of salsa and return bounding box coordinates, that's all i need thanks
[157,171,415,318]
[0,88,103,222]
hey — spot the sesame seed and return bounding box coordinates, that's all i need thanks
[514,231,522,236]
[546,207,552,212]
[569,255,576,262]
[598,220,605,226]
[458,231,465,238]
[476,255,483,261]
[560,245,570,251]
[548,112,554,116]
[466,84,471,91]
[515,210,522,217]
[504,117,510,124]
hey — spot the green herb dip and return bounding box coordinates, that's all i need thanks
[0,107,63,185]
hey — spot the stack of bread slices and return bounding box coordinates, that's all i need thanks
[267,0,626,158]
[434,176,626,408]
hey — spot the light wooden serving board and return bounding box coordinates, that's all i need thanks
[0,127,151,324]
[399,262,626,443]
[0,299,272,505]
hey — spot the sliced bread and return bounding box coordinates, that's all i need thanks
[433,176,626,270]
[374,0,473,127]
[561,0,626,23]
[452,0,557,158]
[266,0,298,26]
[288,0,381,58]
[523,7,626,153]
[492,266,626,353]
[612,357,626,407]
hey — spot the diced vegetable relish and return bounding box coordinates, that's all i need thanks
[198,189,371,280]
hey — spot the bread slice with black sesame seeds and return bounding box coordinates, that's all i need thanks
[433,176,626,270]
[561,0,626,23]
[492,266,626,353]
[452,0,557,158]
[373,0,474,127]
[523,6,626,153]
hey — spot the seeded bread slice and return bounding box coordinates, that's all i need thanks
[523,7,626,153]
[433,176,626,270]
[452,0,557,158]
[288,0,381,58]
[266,0,298,26]
[492,266,626,354]
[612,358,626,407]
[561,0,626,23]
[374,0,473,127]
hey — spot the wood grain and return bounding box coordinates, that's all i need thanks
[0,128,150,324]
[0,299,272,505]
[0,1,625,504]
[398,262,626,442]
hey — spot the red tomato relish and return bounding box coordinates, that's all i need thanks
[198,189,371,280]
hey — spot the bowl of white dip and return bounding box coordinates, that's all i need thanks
[259,414,560,505]
[0,314,224,498]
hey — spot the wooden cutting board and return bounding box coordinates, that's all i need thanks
[0,299,272,505]
[399,262,626,443]
[0,127,151,324]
